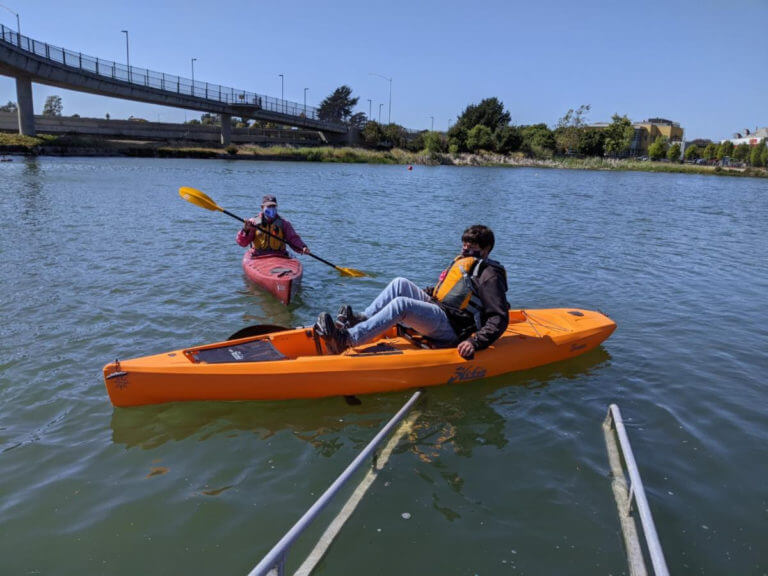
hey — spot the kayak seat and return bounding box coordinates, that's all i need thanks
[194,339,287,364]
[396,325,439,350]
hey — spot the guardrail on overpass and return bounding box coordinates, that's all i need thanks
[0,24,348,139]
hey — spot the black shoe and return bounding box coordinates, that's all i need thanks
[336,304,365,328]
[315,312,350,355]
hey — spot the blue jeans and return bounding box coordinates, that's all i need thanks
[347,277,457,346]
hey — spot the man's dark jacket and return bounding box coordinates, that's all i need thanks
[431,258,509,350]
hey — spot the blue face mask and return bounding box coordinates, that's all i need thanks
[263,207,277,220]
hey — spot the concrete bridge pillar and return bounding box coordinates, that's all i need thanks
[220,113,231,145]
[15,75,36,136]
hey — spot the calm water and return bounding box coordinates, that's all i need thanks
[1,157,767,575]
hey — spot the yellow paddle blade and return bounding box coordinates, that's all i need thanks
[338,266,367,278]
[178,186,223,212]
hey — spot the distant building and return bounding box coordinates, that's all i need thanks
[630,118,683,156]
[722,127,768,146]
[588,117,684,156]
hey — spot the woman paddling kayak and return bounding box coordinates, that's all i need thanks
[236,194,310,257]
[236,194,309,304]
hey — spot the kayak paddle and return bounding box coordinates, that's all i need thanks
[178,186,367,277]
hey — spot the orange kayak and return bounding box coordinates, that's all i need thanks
[103,308,616,407]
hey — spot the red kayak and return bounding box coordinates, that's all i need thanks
[242,252,303,305]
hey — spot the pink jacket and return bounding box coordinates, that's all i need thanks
[236,213,307,254]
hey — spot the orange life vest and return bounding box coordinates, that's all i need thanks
[433,256,485,326]
[251,217,286,252]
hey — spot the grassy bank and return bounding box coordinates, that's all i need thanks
[1,133,765,178]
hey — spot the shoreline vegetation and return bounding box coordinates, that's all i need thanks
[1,133,766,178]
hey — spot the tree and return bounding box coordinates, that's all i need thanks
[0,100,17,113]
[466,125,495,152]
[717,141,734,161]
[349,112,367,129]
[382,123,407,148]
[449,97,511,151]
[423,131,447,154]
[447,125,469,153]
[576,129,605,157]
[603,114,634,157]
[749,142,766,167]
[667,143,681,162]
[648,136,668,161]
[554,104,591,154]
[520,123,556,158]
[684,145,700,161]
[495,125,522,154]
[317,85,359,122]
[455,97,510,132]
[42,95,63,117]
[361,121,384,147]
[733,143,750,163]
[762,143,768,167]
[702,142,718,161]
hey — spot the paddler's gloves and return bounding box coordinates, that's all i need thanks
[315,313,350,355]
[336,304,366,329]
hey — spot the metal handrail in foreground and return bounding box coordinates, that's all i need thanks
[248,390,422,576]
[603,404,669,576]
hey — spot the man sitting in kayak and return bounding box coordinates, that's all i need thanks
[236,194,310,257]
[316,225,509,358]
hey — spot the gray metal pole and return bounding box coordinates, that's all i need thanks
[367,99,372,120]
[608,405,670,576]
[303,87,307,115]
[248,390,422,576]
[378,103,382,123]
[191,58,196,96]
[121,30,129,82]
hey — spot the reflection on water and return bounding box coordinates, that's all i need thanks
[110,393,409,450]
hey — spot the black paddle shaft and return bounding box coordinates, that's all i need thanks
[223,209,343,271]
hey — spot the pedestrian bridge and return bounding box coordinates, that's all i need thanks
[0,24,348,143]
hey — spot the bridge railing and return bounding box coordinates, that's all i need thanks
[0,24,346,131]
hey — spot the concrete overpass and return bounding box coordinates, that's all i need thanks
[0,24,349,144]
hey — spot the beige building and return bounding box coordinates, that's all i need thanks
[631,118,683,155]
[589,117,684,156]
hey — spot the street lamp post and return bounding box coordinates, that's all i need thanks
[430,116,434,131]
[278,74,284,113]
[367,99,372,121]
[369,72,392,124]
[378,103,383,124]
[120,30,130,82]
[191,57,196,96]
[0,4,20,46]
[303,87,308,116]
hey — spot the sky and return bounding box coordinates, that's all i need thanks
[0,0,765,140]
